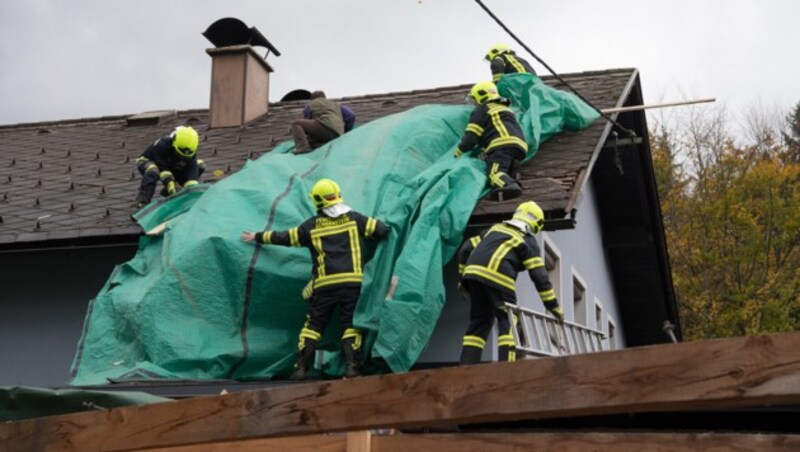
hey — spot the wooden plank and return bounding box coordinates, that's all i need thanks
[600,97,716,114]
[347,430,371,452]
[372,433,800,452]
[2,333,800,451]
[147,434,346,452]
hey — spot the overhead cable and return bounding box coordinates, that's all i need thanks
[474,0,637,138]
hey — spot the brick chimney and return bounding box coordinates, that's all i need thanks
[203,18,280,128]
[206,45,272,128]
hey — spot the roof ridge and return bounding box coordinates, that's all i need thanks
[0,68,636,130]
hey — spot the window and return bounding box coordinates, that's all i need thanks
[543,236,561,305]
[594,298,603,330]
[607,318,617,350]
[572,271,586,326]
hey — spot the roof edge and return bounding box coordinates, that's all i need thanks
[565,68,641,216]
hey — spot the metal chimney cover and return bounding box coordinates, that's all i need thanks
[203,17,281,56]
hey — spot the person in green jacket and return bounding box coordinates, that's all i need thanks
[291,91,356,154]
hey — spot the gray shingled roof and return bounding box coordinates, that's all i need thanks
[0,68,636,247]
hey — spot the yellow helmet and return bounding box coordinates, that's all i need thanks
[309,178,343,209]
[171,126,199,158]
[468,81,501,105]
[485,43,512,61]
[513,201,544,234]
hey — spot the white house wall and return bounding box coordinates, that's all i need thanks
[533,182,626,349]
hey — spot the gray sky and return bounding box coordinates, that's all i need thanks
[1,0,798,127]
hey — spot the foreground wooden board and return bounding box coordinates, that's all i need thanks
[3,333,800,451]
[103,432,800,452]
[373,432,800,452]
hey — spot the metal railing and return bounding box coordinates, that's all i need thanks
[505,303,607,357]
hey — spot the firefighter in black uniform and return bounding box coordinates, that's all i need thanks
[134,126,206,207]
[240,178,389,380]
[485,43,536,83]
[454,81,526,200]
[457,200,563,364]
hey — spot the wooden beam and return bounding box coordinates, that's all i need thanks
[147,434,347,452]
[3,333,800,451]
[600,97,716,114]
[372,433,800,452]
[125,432,800,452]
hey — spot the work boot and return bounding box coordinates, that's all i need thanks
[133,193,151,209]
[459,346,483,365]
[341,342,361,378]
[489,172,522,201]
[290,124,312,154]
[289,342,317,381]
[490,182,522,201]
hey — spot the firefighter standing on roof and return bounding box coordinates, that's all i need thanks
[240,178,389,380]
[456,201,563,364]
[485,43,536,83]
[454,81,527,199]
[134,126,206,207]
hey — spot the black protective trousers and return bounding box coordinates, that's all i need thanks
[136,160,206,201]
[305,284,361,341]
[460,279,517,364]
[485,146,524,189]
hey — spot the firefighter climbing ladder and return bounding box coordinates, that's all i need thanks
[505,303,607,357]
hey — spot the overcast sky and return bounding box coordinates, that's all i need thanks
[1,0,798,128]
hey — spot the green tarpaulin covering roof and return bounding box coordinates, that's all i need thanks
[69,74,599,385]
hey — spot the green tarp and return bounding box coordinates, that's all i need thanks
[0,386,170,422]
[69,74,599,384]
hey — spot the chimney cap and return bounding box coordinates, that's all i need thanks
[203,17,281,56]
[280,89,312,102]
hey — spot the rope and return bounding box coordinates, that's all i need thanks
[474,0,637,138]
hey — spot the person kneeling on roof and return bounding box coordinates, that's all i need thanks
[456,200,563,365]
[240,178,389,380]
[290,91,355,154]
[134,126,206,208]
[454,81,527,200]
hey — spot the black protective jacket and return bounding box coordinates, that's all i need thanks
[455,99,528,157]
[257,211,389,291]
[458,221,557,309]
[490,52,536,82]
[137,136,200,180]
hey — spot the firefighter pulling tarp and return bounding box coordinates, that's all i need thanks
[69,74,599,384]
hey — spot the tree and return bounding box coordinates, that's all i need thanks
[782,100,800,164]
[652,105,800,339]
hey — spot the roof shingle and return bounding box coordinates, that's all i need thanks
[0,68,636,247]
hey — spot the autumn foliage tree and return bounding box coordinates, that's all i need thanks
[652,105,800,339]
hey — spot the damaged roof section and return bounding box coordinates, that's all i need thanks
[0,68,636,248]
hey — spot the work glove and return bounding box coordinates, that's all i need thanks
[549,306,564,324]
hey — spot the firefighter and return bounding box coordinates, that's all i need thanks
[240,178,389,380]
[134,126,206,207]
[291,91,356,154]
[456,200,563,365]
[485,43,536,83]
[454,81,526,200]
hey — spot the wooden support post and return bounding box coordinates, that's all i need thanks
[2,333,800,451]
[347,430,372,452]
